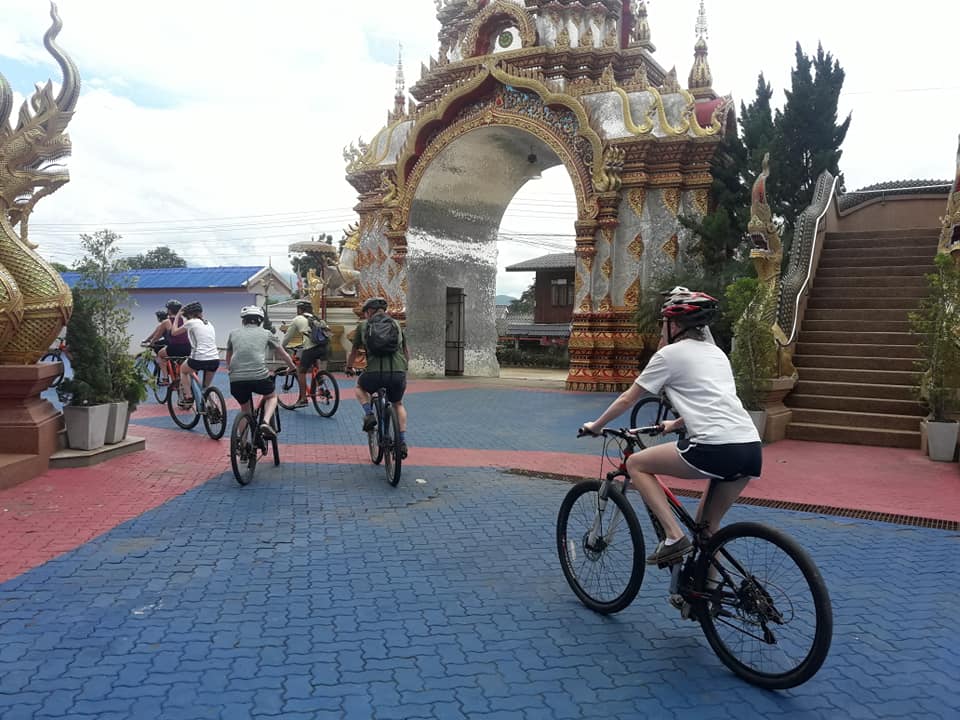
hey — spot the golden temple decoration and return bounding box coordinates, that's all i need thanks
[687,1,714,97]
[937,133,960,259]
[611,86,656,135]
[624,277,641,307]
[343,222,361,252]
[0,3,77,363]
[578,293,594,313]
[628,233,644,259]
[380,171,400,206]
[599,64,616,91]
[643,85,689,137]
[600,256,612,279]
[628,188,646,219]
[748,153,783,287]
[693,188,709,216]
[627,64,650,91]
[579,26,594,49]
[594,145,626,193]
[597,293,613,312]
[460,1,538,58]
[662,188,682,216]
[661,67,681,94]
[661,234,679,261]
[604,25,618,48]
[557,24,571,48]
[631,0,653,49]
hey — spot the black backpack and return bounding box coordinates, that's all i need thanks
[305,314,330,346]
[364,313,400,356]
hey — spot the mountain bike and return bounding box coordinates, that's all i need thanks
[557,425,832,689]
[167,365,227,439]
[38,335,70,388]
[276,347,340,417]
[230,386,281,486]
[629,392,683,445]
[349,369,401,486]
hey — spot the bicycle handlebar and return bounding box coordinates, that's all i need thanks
[577,424,666,439]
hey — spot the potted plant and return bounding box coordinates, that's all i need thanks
[60,288,113,450]
[727,279,778,437]
[909,253,960,461]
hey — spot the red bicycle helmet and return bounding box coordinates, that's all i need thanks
[660,286,719,329]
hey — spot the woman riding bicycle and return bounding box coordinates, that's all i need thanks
[170,300,219,408]
[226,306,297,439]
[154,299,192,382]
[581,287,761,566]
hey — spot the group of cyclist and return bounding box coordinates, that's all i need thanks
[142,296,410,455]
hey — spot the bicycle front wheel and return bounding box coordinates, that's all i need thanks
[167,381,201,429]
[368,397,384,465]
[275,371,302,410]
[382,402,401,487]
[556,480,646,614]
[230,412,257,485]
[695,522,833,690]
[629,396,682,448]
[202,386,227,440]
[310,370,340,417]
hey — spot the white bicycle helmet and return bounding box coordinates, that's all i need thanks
[240,305,265,321]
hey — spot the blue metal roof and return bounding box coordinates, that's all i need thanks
[59,266,266,290]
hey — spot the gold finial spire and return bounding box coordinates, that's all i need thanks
[631,1,654,51]
[688,1,714,98]
[393,43,406,119]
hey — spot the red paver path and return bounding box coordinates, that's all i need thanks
[1,423,958,584]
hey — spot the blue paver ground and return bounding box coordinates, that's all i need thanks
[1,453,957,719]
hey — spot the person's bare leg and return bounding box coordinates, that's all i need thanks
[394,400,407,432]
[262,394,278,425]
[626,443,709,540]
[296,366,308,403]
[695,477,749,538]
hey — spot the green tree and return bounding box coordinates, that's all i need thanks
[771,43,850,235]
[50,261,70,273]
[740,73,776,176]
[122,246,187,269]
[508,282,536,314]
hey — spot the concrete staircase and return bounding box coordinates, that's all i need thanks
[786,228,939,448]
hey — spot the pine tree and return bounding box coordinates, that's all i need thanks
[740,73,776,176]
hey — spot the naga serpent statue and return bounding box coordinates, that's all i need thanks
[747,152,795,378]
[0,3,77,364]
[938,134,960,263]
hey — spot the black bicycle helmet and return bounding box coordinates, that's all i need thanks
[660,286,719,329]
[296,300,313,314]
[182,301,203,317]
[165,298,182,312]
[361,296,388,313]
[155,309,169,321]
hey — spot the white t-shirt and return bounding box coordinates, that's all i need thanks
[184,318,219,361]
[636,339,760,445]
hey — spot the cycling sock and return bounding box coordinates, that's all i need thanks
[362,402,372,415]
[399,431,406,443]
[664,535,685,546]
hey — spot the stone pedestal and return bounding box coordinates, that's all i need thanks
[0,363,64,488]
[322,299,361,368]
[759,376,797,443]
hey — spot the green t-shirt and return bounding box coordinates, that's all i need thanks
[227,325,281,381]
[354,316,407,372]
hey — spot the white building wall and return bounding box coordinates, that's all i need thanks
[127,289,260,355]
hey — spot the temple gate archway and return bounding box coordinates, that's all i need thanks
[344,0,734,391]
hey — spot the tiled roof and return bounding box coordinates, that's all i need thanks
[505,253,576,271]
[59,266,268,290]
[838,179,950,211]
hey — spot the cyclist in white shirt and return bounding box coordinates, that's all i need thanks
[581,287,762,566]
[170,301,220,408]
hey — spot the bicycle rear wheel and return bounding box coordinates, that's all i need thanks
[167,380,201,429]
[270,410,281,466]
[202,386,227,440]
[556,480,646,614]
[629,396,683,447]
[694,522,833,689]
[275,371,302,410]
[382,402,401,486]
[368,398,383,465]
[230,412,257,485]
[310,370,340,417]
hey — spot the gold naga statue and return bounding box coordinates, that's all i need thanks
[938,134,960,263]
[747,152,795,378]
[0,3,76,364]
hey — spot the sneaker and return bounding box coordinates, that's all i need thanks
[398,442,408,460]
[645,536,692,566]
[178,397,194,409]
[292,399,308,409]
[260,423,277,440]
[362,413,376,432]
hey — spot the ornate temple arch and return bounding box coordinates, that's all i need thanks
[344,0,734,390]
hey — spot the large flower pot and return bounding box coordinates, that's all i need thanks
[104,402,129,445]
[747,410,768,439]
[926,420,959,462]
[63,404,111,451]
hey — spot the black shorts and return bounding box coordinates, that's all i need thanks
[358,371,407,403]
[299,344,328,370]
[188,358,220,374]
[677,437,762,481]
[230,377,275,405]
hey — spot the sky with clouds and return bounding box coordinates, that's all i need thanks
[2,0,958,298]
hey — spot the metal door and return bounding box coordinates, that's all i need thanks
[445,287,465,376]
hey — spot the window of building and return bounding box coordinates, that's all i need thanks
[551,277,573,306]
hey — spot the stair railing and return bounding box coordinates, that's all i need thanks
[778,171,840,349]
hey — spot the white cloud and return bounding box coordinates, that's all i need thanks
[2,0,957,295]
